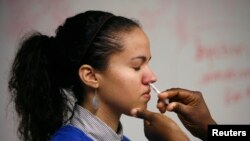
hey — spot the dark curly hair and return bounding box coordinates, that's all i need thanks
[8,10,140,141]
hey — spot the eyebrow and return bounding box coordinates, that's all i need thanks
[130,56,151,62]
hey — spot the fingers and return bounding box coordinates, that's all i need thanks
[158,88,188,99]
[167,102,190,115]
[157,102,183,113]
[158,88,200,105]
[157,88,190,113]
[157,100,189,114]
[131,108,155,121]
[157,101,167,113]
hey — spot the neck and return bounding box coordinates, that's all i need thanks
[82,96,121,132]
[96,106,121,132]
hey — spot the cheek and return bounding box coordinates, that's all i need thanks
[107,69,139,100]
[99,68,147,114]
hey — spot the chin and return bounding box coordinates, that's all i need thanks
[141,104,147,110]
[123,103,148,116]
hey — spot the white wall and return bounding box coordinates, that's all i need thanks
[1,0,250,141]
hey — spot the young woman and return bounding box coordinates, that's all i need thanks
[8,10,157,141]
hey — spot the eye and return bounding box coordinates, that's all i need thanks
[130,57,145,71]
[134,66,141,71]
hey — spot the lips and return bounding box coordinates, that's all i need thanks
[142,89,151,99]
[143,93,151,99]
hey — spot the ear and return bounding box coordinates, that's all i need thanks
[78,64,99,88]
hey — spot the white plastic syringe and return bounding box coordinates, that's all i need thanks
[149,83,169,104]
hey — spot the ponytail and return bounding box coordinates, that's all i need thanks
[8,32,70,141]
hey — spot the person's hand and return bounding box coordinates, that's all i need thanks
[131,108,189,141]
[157,88,216,141]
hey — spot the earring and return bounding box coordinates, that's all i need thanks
[92,89,99,110]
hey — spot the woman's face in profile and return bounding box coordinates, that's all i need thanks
[96,27,157,116]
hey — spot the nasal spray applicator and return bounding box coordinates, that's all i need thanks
[149,83,169,104]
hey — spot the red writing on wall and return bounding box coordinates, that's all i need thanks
[200,68,250,85]
[224,86,250,106]
[195,39,246,62]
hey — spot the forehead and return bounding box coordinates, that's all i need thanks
[107,28,151,64]
[121,28,150,53]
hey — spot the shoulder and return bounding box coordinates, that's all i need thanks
[50,125,92,141]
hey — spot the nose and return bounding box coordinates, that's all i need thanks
[142,67,157,85]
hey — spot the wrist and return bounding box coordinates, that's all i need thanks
[200,118,217,141]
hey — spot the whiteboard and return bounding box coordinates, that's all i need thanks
[1,0,249,141]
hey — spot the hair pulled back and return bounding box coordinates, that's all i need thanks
[8,10,140,141]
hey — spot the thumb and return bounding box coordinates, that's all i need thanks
[131,108,155,122]
[168,102,189,116]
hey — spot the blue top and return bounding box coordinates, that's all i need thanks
[50,125,130,141]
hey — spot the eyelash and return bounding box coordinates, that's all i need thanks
[134,66,141,71]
